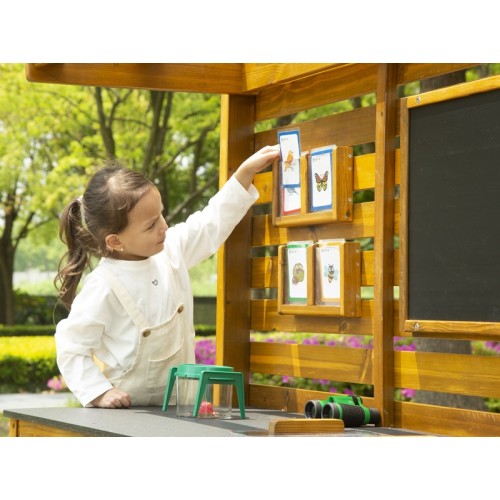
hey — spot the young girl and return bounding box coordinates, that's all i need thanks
[54,145,280,409]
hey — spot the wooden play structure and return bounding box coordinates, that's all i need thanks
[25,63,500,437]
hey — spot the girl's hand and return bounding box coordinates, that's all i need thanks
[91,388,132,408]
[234,145,280,190]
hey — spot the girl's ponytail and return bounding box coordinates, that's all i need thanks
[54,197,94,310]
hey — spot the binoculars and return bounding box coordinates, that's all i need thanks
[304,395,381,427]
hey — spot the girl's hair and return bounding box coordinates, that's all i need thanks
[54,161,155,310]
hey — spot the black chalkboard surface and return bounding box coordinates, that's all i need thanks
[407,87,500,323]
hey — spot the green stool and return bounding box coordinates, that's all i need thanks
[162,364,246,418]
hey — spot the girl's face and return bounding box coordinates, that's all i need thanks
[107,187,168,261]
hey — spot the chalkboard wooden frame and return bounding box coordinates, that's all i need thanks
[400,75,500,337]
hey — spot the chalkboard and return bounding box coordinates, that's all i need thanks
[406,87,500,323]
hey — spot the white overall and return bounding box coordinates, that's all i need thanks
[97,265,194,406]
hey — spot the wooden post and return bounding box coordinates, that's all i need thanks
[216,94,256,402]
[373,63,398,426]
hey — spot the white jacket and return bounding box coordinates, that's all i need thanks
[55,175,258,407]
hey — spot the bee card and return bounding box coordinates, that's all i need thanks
[309,145,334,212]
[317,242,341,304]
[278,129,301,187]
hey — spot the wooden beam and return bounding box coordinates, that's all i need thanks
[242,63,345,91]
[25,63,245,94]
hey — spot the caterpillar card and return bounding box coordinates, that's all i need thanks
[309,145,334,212]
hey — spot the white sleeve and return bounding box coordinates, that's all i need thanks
[167,174,259,269]
[54,275,114,407]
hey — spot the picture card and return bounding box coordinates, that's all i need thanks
[309,145,334,212]
[278,129,301,187]
[286,241,312,303]
[317,242,341,303]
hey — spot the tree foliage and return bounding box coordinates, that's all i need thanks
[0,63,222,324]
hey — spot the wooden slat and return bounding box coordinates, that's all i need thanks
[395,351,500,398]
[395,400,500,437]
[255,105,377,151]
[405,74,500,109]
[250,341,373,384]
[269,418,344,435]
[250,298,374,334]
[253,149,400,206]
[242,63,344,92]
[252,200,401,246]
[397,63,477,87]
[251,298,402,336]
[248,383,376,414]
[253,170,273,204]
[10,419,86,437]
[251,250,400,289]
[26,63,245,94]
[255,64,379,121]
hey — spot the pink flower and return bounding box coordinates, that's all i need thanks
[47,375,67,391]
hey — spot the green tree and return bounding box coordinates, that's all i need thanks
[0,64,96,325]
[1,64,222,325]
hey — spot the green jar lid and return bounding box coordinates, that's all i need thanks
[176,363,234,379]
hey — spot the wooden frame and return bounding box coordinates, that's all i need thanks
[399,75,500,337]
[277,240,361,317]
[272,146,353,227]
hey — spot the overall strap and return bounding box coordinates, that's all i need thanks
[96,266,150,331]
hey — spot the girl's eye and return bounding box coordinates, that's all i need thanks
[147,221,156,230]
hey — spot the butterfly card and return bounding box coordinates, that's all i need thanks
[309,145,334,212]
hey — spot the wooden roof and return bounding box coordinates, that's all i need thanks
[25,63,352,94]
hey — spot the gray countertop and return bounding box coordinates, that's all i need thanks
[4,405,428,437]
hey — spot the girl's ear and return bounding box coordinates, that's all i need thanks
[105,234,123,252]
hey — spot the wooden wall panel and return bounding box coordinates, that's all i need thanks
[250,342,373,384]
[395,351,500,398]
[255,64,379,121]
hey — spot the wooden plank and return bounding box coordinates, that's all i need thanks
[251,249,400,289]
[242,63,344,92]
[395,400,500,437]
[250,341,373,384]
[250,298,376,335]
[397,63,477,87]
[253,149,400,206]
[405,74,500,109]
[372,63,398,427]
[255,64,379,121]
[26,63,245,94]
[402,320,500,338]
[252,200,401,246]
[253,170,273,204]
[395,350,500,398]
[255,105,377,151]
[248,383,377,414]
[269,418,344,435]
[10,419,86,437]
[216,95,255,382]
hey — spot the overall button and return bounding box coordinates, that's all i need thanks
[177,304,184,313]
[143,330,151,337]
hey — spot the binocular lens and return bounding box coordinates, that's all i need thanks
[304,400,323,418]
